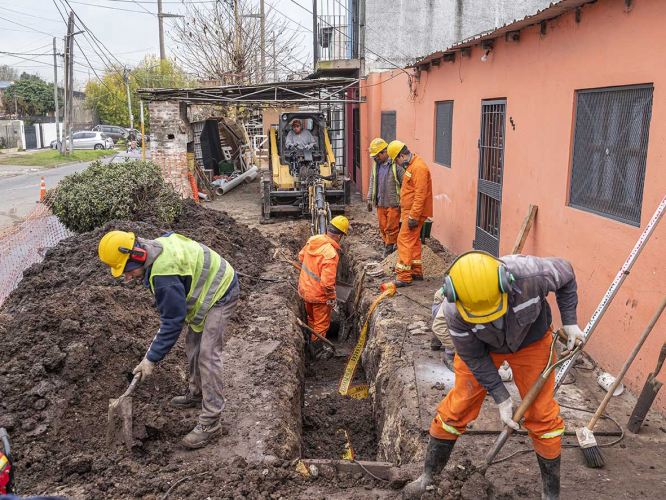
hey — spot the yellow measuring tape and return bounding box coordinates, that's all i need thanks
[338,289,394,398]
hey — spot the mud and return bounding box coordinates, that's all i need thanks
[0,201,274,495]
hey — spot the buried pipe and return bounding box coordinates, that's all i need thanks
[215,166,259,196]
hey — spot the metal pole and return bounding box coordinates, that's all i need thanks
[312,0,318,70]
[62,35,67,155]
[52,38,61,152]
[140,100,145,162]
[68,11,74,156]
[124,68,134,130]
[273,31,277,81]
[158,0,165,61]
[260,0,266,82]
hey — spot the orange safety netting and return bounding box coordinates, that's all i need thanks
[0,198,74,307]
[188,172,199,204]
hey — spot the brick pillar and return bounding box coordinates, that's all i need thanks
[148,100,192,198]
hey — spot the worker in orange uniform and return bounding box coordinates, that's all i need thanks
[298,216,350,360]
[366,138,404,258]
[387,140,433,287]
[403,251,585,500]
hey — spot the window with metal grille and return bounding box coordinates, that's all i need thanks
[435,101,453,167]
[380,111,396,143]
[569,85,653,226]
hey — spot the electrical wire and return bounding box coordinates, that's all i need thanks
[0,14,59,37]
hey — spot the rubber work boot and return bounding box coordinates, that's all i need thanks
[536,453,560,500]
[382,243,395,259]
[393,280,411,288]
[402,436,455,499]
[170,392,203,408]
[182,422,222,449]
[412,274,424,281]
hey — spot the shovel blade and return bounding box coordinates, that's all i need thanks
[107,395,134,451]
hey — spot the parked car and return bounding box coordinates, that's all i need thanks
[51,131,113,150]
[92,124,128,143]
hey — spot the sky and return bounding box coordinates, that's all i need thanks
[0,0,315,88]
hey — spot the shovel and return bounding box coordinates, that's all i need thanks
[107,373,141,451]
[627,340,666,434]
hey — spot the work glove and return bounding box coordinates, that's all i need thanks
[562,324,585,351]
[407,217,419,230]
[497,398,520,431]
[367,202,373,212]
[326,299,338,312]
[133,355,155,381]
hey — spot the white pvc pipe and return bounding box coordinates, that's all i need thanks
[216,166,259,196]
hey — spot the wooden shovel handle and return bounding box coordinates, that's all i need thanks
[653,341,666,377]
[296,318,336,351]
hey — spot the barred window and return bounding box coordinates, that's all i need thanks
[380,111,396,143]
[569,85,653,226]
[435,101,454,167]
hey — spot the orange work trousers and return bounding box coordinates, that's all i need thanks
[395,215,425,282]
[377,206,400,245]
[429,331,564,459]
[304,302,332,341]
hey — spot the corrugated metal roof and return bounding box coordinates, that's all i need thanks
[411,0,598,67]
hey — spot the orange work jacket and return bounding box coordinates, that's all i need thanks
[298,234,341,304]
[400,154,433,221]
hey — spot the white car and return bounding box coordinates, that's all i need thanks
[51,131,114,150]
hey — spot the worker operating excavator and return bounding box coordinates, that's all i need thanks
[98,230,240,450]
[366,137,404,258]
[387,140,433,287]
[403,251,585,500]
[298,216,349,360]
[285,118,317,149]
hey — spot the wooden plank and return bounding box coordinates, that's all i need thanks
[511,204,538,254]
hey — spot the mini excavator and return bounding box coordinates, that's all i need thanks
[262,112,350,234]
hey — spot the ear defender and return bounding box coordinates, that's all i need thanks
[497,265,513,293]
[443,275,457,303]
[119,246,147,263]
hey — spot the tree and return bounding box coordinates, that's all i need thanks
[84,55,191,131]
[2,75,57,118]
[171,0,307,83]
[0,65,19,81]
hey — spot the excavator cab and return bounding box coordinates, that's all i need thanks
[262,112,350,234]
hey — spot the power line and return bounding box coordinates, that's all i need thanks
[0,51,54,57]
[0,6,64,23]
[67,0,156,15]
[0,14,60,36]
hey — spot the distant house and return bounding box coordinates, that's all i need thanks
[0,81,14,118]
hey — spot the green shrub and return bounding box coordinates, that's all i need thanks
[51,159,182,233]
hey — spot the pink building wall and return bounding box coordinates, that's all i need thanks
[360,0,666,412]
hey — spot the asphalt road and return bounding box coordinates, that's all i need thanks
[0,156,116,235]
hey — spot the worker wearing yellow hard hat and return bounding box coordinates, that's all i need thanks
[367,138,404,258]
[403,251,585,500]
[386,140,433,288]
[99,229,239,450]
[298,216,349,360]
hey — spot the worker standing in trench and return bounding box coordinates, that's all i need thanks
[298,216,349,361]
[403,251,585,500]
[98,230,239,449]
[366,137,404,259]
[387,140,433,287]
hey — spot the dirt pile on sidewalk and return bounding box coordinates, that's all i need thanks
[0,201,272,494]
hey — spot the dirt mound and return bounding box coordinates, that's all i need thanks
[0,201,273,495]
[381,245,450,278]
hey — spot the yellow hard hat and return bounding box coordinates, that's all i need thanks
[99,231,135,277]
[330,215,349,235]
[387,140,405,161]
[445,251,510,324]
[368,138,388,157]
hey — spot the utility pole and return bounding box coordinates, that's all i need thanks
[53,38,61,152]
[260,0,265,82]
[273,31,277,81]
[157,0,165,61]
[62,35,67,155]
[124,67,134,130]
[157,0,183,61]
[67,10,75,156]
[312,0,318,70]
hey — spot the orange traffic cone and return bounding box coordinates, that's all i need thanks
[40,176,46,200]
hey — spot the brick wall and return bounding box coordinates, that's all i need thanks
[149,100,192,198]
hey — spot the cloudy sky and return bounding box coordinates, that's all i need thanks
[0,0,314,87]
